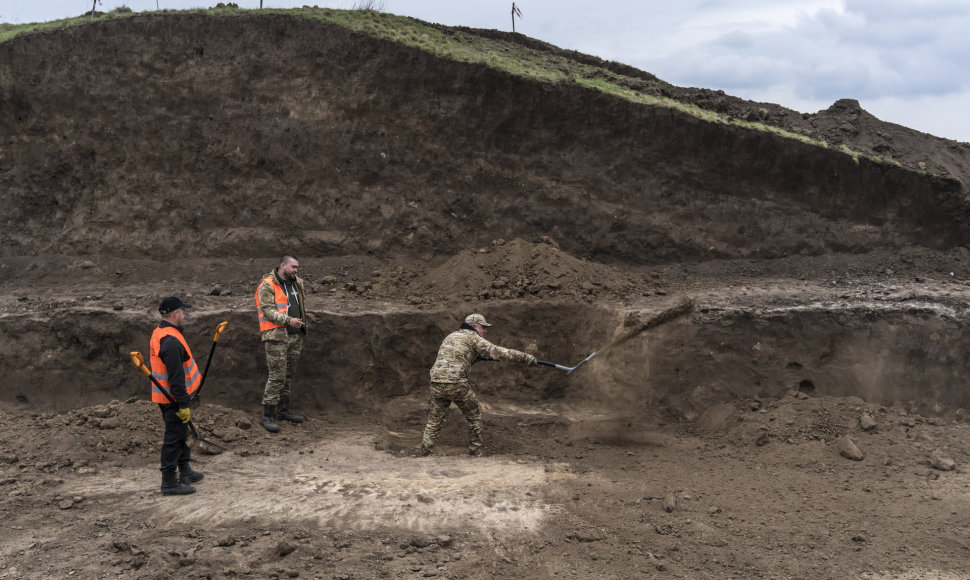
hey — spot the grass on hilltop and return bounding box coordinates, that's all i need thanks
[0,6,878,160]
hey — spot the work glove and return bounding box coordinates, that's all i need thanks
[526,354,538,367]
[176,407,191,424]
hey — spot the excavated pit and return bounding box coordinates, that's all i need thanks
[5,294,968,419]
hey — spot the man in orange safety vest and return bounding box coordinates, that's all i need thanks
[149,296,205,495]
[255,255,308,432]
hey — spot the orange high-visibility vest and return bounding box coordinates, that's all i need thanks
[148,326,201,404]
[255,276,289,332]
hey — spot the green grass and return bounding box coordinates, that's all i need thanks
[0,7,136,42]
[0,7,909,170]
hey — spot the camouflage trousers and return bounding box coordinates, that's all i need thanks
[262,334,304,406]
[421,381,482,454]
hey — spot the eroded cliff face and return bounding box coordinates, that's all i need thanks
[3,12,970,416]
[2,13,968,266]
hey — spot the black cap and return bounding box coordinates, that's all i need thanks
[159,296,192,315]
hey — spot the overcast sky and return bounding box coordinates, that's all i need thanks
[4,0,969,142]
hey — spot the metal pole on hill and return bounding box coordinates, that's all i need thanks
[511,3,523,33]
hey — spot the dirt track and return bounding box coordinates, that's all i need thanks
[3,10,970,579]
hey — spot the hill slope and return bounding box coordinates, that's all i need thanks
[2,10,969,268]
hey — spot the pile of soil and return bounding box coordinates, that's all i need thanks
[399,238,651,302]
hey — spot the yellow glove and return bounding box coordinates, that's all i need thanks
[176,407,191,424]
[526,354,538,367]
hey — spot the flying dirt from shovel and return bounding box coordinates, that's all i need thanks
[536,297,694,380]
[561,297,695,440]
[598,296,694,357]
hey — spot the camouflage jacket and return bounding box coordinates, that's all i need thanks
[429,328,533,384]
[257,270,307,342]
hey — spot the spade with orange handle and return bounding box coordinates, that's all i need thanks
[194,321,228,401]
[129,351,226,451]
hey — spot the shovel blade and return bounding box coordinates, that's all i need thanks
[566,352,596,375]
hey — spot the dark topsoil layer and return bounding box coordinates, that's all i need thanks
[1,11,970,269]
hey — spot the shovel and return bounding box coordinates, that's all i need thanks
[194,321,228,401]
[478,352,596,375]
[537,352,596,375]
[129,351,227,452]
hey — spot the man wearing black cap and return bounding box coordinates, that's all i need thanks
[149,296,204,495]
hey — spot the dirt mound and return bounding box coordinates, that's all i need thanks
[406,238,650,302]
[0,400,296,478]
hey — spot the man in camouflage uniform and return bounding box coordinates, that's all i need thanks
[255,255,307,433]
[421,313,538,457]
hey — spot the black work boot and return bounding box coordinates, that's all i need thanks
[178,463,204,485]
[261,404,280,433]
[277,396,304,423]
[160,469,196,495]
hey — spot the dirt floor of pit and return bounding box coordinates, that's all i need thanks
[4,247,970,578]
[3,392,970,579]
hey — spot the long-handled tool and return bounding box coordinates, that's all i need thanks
[476,298,693,376]
[537,352,596,375]
[194,321,228,401]
[478,352,596,375]
[129,351,227,452]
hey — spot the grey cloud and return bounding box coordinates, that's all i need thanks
[657,0,970,103]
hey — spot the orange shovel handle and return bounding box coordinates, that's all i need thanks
[213,321,228,343]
